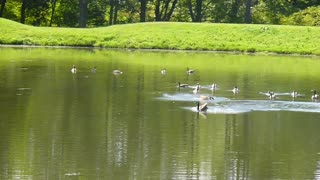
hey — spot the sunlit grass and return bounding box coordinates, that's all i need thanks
[1,18,320,55]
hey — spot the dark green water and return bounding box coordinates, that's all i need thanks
[1,47,320,179]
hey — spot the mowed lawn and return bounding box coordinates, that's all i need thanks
[0,18,319,55]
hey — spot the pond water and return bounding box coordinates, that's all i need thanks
[1,47,320,179]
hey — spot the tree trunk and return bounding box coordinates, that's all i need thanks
[49,0,57,26]
[21,0,27,24]
[155,0,160,21]
[79,0,87,28]
[140,0,146,22]
[0,0,6,17]
[162,0,170,20]
[245,0,252,23]
[165,0,178,21]
[229,0,240,22]
[113,0,118,25]
[155,0,179,21]
[109,1,114,25]
[187,0,195,22]
[195,0,202,22]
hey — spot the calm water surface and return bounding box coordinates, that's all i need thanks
[1,47,320,179]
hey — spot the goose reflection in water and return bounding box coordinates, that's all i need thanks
[196,101,208,112]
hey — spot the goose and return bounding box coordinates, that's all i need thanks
[196,101,208,112]
[161,69,166,74]
[91,67,97,73]
[193,83,200,94]
[232,86,239,93]
[177,81,189,88]
[186,67,195,74]
[211,83,218,91]
[71,65,77,74]
[199,95,214,100]
[311,90,319,100]
[267,90,276,99]
[113,70,123,75]
[291,90,298,98]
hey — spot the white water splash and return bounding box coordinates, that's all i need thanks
[185,100,320,114]
[158,93,320,114]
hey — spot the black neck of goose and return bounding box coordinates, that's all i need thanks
[197,102,200,111]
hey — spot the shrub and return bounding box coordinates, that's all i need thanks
[281,6,320,26]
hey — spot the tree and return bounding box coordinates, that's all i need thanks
[228,0,241,22]
[0,0,6,17]
[21,0,27,23]
[54,0,78,27]
[27,0,51,26]
[108,0,115,25]
[187,0,203,22]
[140,0,146,22]
[49,0,58,26]
[79,0,88,27]
[244,0,251,23]
[87,0,108,26]
[155,0,179,21]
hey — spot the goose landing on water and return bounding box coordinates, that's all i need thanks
[196,101,208,112]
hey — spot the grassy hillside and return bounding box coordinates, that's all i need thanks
[0,18,319,55]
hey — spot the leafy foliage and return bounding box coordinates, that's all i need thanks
[0,0,319,27]
[281,6,320,26]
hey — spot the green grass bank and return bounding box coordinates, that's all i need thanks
[1,18,319,55]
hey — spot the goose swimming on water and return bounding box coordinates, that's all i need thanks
[311,90,319,100]
[193,83,201,94]
[267,90,276,99]
[91,67,97,73]
[71,65,77,74]
[186,67,195,74]
[113,70,123,75]
[232,86,239,94]
[177,81,189,88]
[211,83,218,91]
[291,90,298,98]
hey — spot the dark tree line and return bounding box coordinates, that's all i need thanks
[0,0,319,27]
